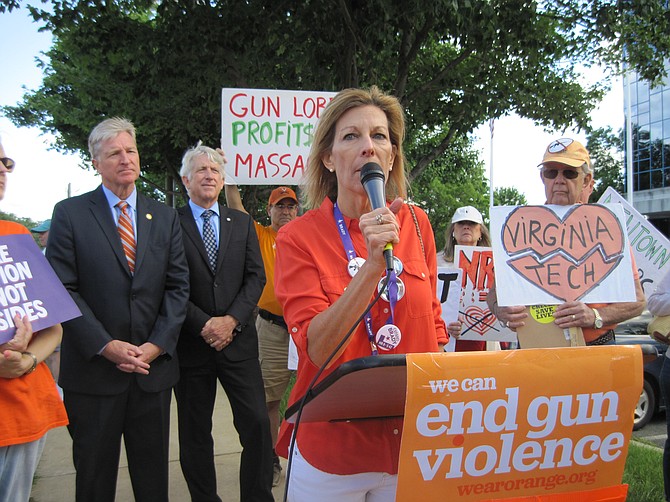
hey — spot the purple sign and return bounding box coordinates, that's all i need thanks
[0,234,81,344]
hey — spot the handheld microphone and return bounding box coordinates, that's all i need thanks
[360,162,394,271]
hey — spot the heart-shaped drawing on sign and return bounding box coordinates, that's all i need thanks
[463,305,493,336]
[501,205,625,302]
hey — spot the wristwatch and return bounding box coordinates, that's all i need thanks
[592,308,603,329]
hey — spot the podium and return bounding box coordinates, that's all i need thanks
[284,354,406,423]
[284,349,637,501]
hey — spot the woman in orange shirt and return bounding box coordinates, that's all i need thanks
[0,140,67,502]
[275,87,447,501]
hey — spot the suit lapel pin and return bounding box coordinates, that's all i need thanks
[146,214,153,220]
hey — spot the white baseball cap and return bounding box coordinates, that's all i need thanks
[451,206,483,225]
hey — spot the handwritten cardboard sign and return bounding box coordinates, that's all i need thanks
[221,88,337,185]
[490,204,637,306]
[437,247,516,342]
[0,234,81,343]
[598,187,670,298]
[397,347,640,500]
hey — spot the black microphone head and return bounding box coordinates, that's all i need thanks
[360,162,385,186]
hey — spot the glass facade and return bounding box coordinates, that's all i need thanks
[624,60,670,193]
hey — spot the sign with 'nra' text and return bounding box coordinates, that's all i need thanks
[0,234,81,343]
[221,88,337,185]
[396,347,640,500]
[437,246,516,342]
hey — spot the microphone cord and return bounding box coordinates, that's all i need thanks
[282,273,391,502]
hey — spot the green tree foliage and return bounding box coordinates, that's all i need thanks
[0,210,41,244]
[494,187,528,207]
[410,134,490,251]
[3,0,670,237]
[586,126,624,202]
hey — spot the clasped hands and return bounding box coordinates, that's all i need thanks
[201,315,238,352]
[104,340,162,374]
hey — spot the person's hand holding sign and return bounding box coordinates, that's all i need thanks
[553,301,595,329]
[447,320,463,338]
[489,295,527,332]
[0,313,33,353]
[0,314,35,378]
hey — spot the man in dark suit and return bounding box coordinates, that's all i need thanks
[175,142,273,501]
[47,117,190,502]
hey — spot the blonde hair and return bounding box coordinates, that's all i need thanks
[88,117,136,160]
[303,86,407,209]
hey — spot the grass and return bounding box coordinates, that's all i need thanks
[624,440,665,502]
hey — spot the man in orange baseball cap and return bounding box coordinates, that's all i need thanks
[488,137,645,347]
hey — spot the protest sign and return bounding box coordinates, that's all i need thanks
[598,187,670,297]
[437,246,516,342]
[397,347,640,500]
[490,204,637,306]
[221,88,337,185]
[0,234,81,343]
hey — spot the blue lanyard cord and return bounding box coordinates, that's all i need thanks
[333,203,398,355]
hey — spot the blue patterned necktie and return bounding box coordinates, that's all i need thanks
[202,210,218,271]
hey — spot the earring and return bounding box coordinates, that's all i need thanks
[329,168,334,173]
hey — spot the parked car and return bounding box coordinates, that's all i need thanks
[615,312,667,430]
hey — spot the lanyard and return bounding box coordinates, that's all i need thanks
[333,203,398,355]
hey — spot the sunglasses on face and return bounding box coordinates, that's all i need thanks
[0,158,15,172]
[542,168,580,180]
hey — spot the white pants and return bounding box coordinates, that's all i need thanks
[0,435,47,502]
[287,442,397,502]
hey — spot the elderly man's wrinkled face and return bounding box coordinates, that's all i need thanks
[541,162,592,206]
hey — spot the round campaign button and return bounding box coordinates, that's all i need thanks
[375,324,402,350]
[378,276,405,302]
[392,256,403,276]
[347,257,366,277]
[528,305,557,324]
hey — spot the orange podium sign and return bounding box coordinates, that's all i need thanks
[397,347,641,501]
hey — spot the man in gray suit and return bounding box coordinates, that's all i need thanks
[47,117,190,502]
[175,142,273,501]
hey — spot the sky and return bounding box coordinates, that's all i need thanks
[0,7,624,221]
[0,8,100,222]
[472,78,624,206]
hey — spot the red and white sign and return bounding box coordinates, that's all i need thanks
[221,88,336,185]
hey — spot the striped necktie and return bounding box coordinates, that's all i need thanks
[202,210,218,272]
[117,201,136,274]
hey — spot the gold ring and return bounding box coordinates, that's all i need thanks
[376,214,384,225]
[572,314,576,320]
